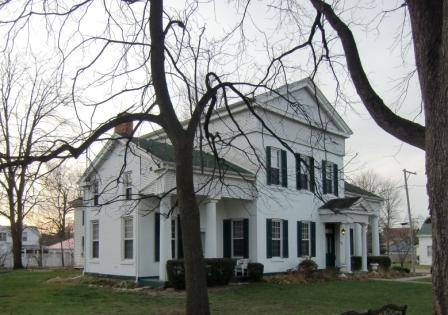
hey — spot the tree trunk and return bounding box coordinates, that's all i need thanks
[60,240,65,267]
[10,220,23,269]
[174,140,210,315]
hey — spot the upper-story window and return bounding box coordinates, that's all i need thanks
[0,232,6,242]
[93,180,99,206]
[266,146,287,187]
[22,232,28,242]
[322,160,338,196]
[123,171,132,200]
[295,154,315,192]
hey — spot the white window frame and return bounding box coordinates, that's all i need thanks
[231,220,244,258]
[123,171,132,200]
[271,219,282,258]
[427,245,432,257]
[0,232,6,242]
[301,222,311,257]
[299,155,311,190]
[22,231,28,242]
[325,161,334,194]
[91,221,99,259]
[122,217,133,260]
[270,147,282,186]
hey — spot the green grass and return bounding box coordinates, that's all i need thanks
[0,270,433,315]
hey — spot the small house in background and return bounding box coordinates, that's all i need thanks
[44,238,75,267]
[0,225,41,268]
[417,218,432,266]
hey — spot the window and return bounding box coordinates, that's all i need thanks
[271,220,282,257]
[171,219,176,259]
[123,217,133,260]
[322,161,338,195]
[301,222,310,256]
[22,232,28,242]
[267,147,287,187]
[93,181,99,206]
[232,220,245,258]
[427,245,432,257]
[91,221,99,258]
[296,154,314,191]
[82,210,85,226]
[123,171,132,200]
[0,232,6,242]
[81,236,85,257]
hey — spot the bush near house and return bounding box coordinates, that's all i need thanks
[298,259,318,277]
[166,258,236,290]
[392,266,411,273]
[368,256,392,271]
[247,262,264,282]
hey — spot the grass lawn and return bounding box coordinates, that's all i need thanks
[0,270,432,315]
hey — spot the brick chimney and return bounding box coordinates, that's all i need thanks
[114,118,133,137]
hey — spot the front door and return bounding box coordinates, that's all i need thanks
[325,224,336,268]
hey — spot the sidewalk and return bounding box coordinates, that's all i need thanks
[372,274,431,284]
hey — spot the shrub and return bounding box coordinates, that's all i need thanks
[351,256,362,271]
[392,266,410,273]
[368,256,391,272]
[166,258,236,290]
[247,263,264,282]
[298,259,318,278]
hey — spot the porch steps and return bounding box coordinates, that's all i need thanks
[138,277,165,289]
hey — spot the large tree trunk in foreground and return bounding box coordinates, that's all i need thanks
[11,221,23,269]
[174,140,210,315]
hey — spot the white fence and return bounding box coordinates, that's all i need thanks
[0,250,74,268]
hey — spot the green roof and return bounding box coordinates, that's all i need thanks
[417,223,432,236]
[131,138,253,176]
[319,197,361,210]
[344,181,381,199]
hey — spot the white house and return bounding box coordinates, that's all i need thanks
[75,78,382,282]
[0,225,41,268]
[417,220,432,266]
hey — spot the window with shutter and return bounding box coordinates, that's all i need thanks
[296,154,314,191]
[322,161,338,195]
[267,147,287,186]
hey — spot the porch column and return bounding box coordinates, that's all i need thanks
[361,223,368,272]
[371,216,380,256]
[205,199,218,258]
[344,224,352,273]
[159,197,172,281]
[354,224,362,256]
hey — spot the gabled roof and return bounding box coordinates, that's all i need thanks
[319,197,361,210]
[344,181,382,199]
[418,223,432,236]
[131,137,253,175]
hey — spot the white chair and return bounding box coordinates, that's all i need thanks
[234,259,249,277]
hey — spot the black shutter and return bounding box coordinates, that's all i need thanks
[350,228,354,256]
[311,222,316,257]
[223,220,231,258]
[266,219,272,258]
[297,221,302,257]
[266,147,272,185]
[281,150,288,187]
[333,164,339,196]
[309,157,315,192]
[155,213,160,262]
[243,219,249,259]
[177,216,183,259]
[282,220,289,258]
[295,153,301,190]
[322,160,327,194]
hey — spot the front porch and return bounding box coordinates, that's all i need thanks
[319,197,380,273]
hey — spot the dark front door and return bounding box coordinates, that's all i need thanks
[325,224,336,268]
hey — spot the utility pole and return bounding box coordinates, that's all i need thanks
[403,169,416,274]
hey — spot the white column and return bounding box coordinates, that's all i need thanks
[354,224,362,256]
[371,216,380,256]
[205,199,218,258]
[159,197,172,281]
[344,224,352,273]
[361,223,368,272]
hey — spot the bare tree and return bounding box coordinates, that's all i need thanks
[35,164,79,267]
[0,55,69,269]
[352,170,401,254]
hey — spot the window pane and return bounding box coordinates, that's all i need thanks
[302,223,309,240]
[124,218,133,239]
[124,240,133,259]
[270,168,280,185]
[272,221,281,239]
[233,221,243,239]
[272,240,281,257]
[233,239,245,257]
[301,240,310,256]
[92,222,99,240]
[427,246,432,257]
[92,241,99,258]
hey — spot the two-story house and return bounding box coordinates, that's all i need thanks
[0,225,41,268]
[75,78,382,281]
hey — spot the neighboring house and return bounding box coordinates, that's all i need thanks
[44,238,75,267]
[383,227,416,264]
[0,225,41,268]
[417,220,432,266]
[75,78,382,281]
